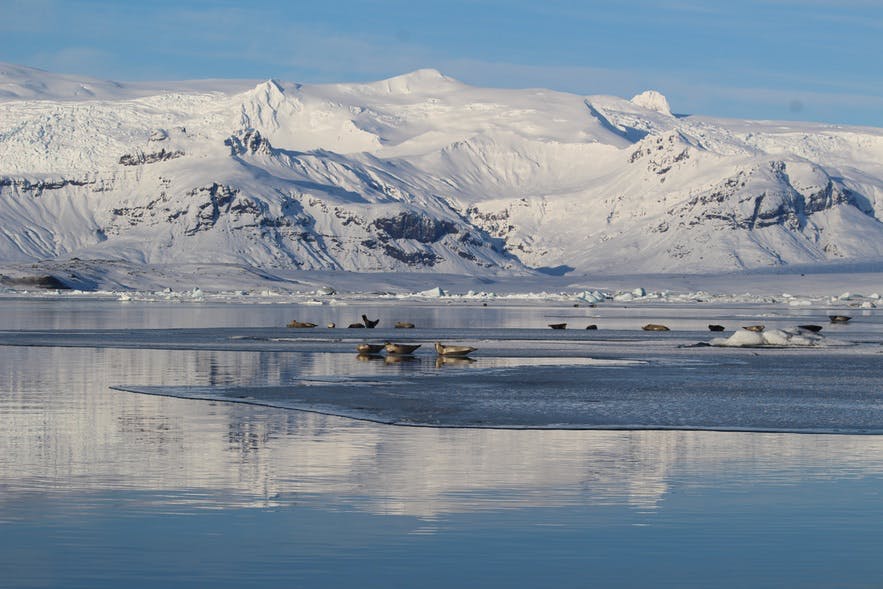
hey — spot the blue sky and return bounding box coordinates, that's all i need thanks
[2,0,882,125]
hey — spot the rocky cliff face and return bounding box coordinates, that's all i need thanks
[1,64,882,276]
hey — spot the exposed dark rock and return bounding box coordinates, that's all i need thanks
[371,212,457,243]
[536,265,574,276]
[0,275,69,289]
[382,244,441,266]
[0,177,95,197]
[184,183,240,236]
[458,232,484,246]
[119,148,185,166]
[225,129,273,156]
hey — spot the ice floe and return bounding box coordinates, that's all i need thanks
[710,327,830,347]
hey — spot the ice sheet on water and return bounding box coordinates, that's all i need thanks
[710,327,849,348]
[114,347,883,433]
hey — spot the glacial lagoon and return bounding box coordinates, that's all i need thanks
[1,297,882,587]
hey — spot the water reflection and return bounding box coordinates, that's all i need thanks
[435,356,476,368]
[2,345,883,521]
[4,297,881,333]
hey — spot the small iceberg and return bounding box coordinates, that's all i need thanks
[576,290,607,304]
[418,286,446,298]
[710,327,825,348]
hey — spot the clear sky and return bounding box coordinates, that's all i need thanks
[2,0,882,126]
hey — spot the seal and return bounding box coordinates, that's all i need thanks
[384,342,421,355]
[798,324,823,332]
[356,343,385,354]
[435,342,477,356]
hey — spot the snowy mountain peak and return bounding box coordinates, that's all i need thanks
[0,62,126,102]
[364,68,459,95]
[1,62,883,280]
[630,90,672,116]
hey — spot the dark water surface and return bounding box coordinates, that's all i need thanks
[1,299,882,588]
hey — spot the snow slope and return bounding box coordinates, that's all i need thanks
[1,62,882,282]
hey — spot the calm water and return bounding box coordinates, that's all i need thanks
[1,298,882,588]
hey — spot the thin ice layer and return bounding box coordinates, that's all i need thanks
[116,352,883,433]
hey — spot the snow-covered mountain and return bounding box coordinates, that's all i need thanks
[2,61,882,283]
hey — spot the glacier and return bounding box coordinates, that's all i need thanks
[2,62,883,290]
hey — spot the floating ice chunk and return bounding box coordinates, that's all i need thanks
[870,293,881,300]
[711,327,825,347]
[418,286,446,297]
[860,301,876,309]
[632,287,646,297]
[576,290,606,303]
[838,292,852,300]
[316,286,336,296]
[762,329,794,346]
[712,329,765,347]
[788,299,812,306]
[613,292,634,302]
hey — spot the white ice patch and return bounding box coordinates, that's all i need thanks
[417,286,446,298]
[711,327,826,348]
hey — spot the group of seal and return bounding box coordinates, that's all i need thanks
[290,314,417,329]
[296,313,855,338]
[356,341,476,358]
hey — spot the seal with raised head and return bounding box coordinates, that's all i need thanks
[435,342,477,356]
[356,343,385,354]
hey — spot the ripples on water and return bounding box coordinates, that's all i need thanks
[1,300,883,588]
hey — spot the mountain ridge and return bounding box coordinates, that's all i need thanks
[1,63,882,282]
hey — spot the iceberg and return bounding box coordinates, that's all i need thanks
[711,327,825,348]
